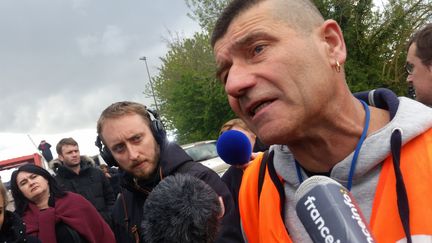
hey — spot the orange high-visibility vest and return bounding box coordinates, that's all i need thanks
[239,128,432,242]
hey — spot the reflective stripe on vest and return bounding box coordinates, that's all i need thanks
[239,128,432,242]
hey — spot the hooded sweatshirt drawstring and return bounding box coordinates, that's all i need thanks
[390,128,412,243]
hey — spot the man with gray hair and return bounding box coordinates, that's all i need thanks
[212,0,432,242]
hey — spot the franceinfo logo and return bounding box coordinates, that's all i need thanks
[341,189,374,243]
[296,182,376,243]
[303,195,341,243]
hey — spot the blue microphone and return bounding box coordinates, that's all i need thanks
[216,130,252,166]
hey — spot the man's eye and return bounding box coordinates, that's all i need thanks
[132,135,141,142]
[112,145,125,153]
[405,62,414,74]
[253,45,265,55]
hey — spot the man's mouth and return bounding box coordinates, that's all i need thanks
[249,100,272,117]
[132,161,146,170]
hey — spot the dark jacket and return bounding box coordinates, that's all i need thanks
[0,211,41,243]
[112,142,242,243]
[54,156,116,226]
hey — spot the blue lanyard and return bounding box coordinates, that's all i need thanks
[295,99,370,191]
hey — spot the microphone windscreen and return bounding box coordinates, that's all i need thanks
[294,175,339,202]
[216,130,252,165]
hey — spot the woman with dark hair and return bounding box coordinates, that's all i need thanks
[0,180,40,243]
[10,164,115,243]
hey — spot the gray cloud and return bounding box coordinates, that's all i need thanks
[0,0,200,135]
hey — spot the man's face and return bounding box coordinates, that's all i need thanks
[101,114,160,180]
[407,43,432,106]
[59,145,81,167]
[214,2,335,145]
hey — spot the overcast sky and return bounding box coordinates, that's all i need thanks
[0,0,201,165]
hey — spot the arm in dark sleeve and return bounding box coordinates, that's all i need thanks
[101,171,116,209]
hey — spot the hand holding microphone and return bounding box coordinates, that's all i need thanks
[294,176,375,243]
[216,130,253,167]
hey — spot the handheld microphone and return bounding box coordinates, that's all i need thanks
[216,130,252,166]
[294,176,375,243]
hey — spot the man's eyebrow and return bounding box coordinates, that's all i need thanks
[233,31,269,47]
[215,31,273,80]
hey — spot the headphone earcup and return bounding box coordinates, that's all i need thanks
[101,147,117,167]
[95,136,118,167]
[151,119,166,145]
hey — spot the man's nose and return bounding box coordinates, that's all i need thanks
[127,144,140,161]
[225,62,256,97]
[406,74,413,83]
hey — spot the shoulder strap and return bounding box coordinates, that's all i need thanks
[258,150,270,202]
[120,189,140,243]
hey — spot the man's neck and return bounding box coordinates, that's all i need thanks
[289,105,390,173]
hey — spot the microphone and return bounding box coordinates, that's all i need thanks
[216,130,252,166]
[294,176,375,243]
[141,174,222,243]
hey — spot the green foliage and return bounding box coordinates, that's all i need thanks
[153,33,235,144]
[185,0,230,32]
[154,0,431,143]
[314,0,432,94]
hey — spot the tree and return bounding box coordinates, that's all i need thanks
[314,0,432,93]
[153,0,431,144]
[153,32,235,144]
[185,0,229,32]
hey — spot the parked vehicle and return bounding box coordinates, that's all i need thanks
[181,140,229,176]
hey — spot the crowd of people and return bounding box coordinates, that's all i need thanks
[1,0,431,242]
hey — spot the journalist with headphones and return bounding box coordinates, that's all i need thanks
[95,101,241,243]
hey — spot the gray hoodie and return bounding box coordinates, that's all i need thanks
[272,89,432,242]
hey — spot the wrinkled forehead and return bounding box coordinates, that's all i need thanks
[214,2,278,59]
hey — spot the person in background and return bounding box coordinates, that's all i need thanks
[0,180,41,243]
[100,164,121,197]
[10,164,115,243]
[219,118,269,243]
[220,118,269,153]
[211,0,432,242]
[54,137,115,226]
[95,101,241,243]
[406,23,432,107]
[141,174,224,243]
[38,140,53,162]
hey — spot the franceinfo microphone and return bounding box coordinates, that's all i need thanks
[294,176,375,243]
[216,130,252,166]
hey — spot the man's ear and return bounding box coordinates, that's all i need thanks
[58,154,64,162]
[319,19,347,66]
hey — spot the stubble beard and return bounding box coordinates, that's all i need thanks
[130,145,161,180]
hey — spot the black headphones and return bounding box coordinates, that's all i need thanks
[95,108,166,167]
